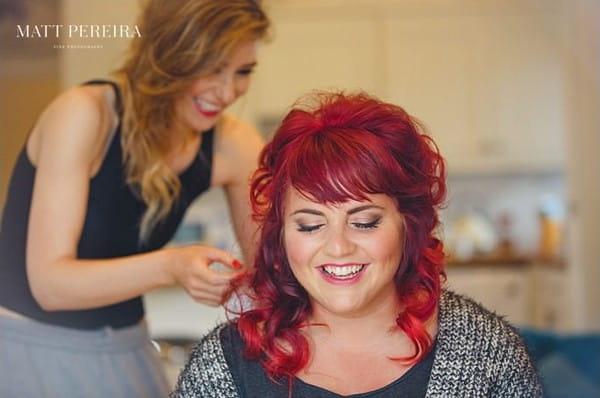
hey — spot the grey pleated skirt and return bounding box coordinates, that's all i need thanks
[0,315,170,398]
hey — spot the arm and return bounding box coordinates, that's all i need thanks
[171,325,240,398]
[492,330,544,397]
[211,114,264,265]
[26,87,241,311]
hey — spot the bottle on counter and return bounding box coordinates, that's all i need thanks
[496,212,516,259]
[537,195,564,264]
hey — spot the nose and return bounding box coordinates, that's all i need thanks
[216,74,236,105]
[323,224,356,258]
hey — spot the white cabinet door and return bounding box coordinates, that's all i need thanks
[445,266,533,326]
[383,8,564,173]
[530,266,568,330]
[469,13,565,172]
[243,1,565,172]
[246,4,381,123]
[383,14,481,172]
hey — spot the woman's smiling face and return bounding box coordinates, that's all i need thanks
[283,188,405,319]
[175,40,258,133]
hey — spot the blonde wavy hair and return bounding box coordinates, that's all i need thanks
[113,0,270,242]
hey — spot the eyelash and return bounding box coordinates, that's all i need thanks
[297,224,324,233]
[296,218,382,233]
[236,69,254,76]
[211,67,254,76]
[352,218,382,229]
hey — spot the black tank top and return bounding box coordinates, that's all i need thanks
[0,80,215,329]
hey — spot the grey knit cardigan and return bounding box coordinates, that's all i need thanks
[172,290,543,397]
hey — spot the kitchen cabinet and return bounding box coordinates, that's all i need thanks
[382,14,479,172]
[248,1,564,172]
[246,4,382,122]
[530,265,568,331]
[445,265,533,325]
[445,263,568,329]
[383,7,564,173]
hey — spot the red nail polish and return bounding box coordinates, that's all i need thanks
[232,260,242,269]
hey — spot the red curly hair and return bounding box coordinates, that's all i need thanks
[238,91,447,381]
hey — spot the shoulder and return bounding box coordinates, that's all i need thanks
[214,113,263,161]
[171,322,241,398]
[29,84,118,164]
[211,113,264,186]
[216,113,262,142]
[40,84,114,130]
[438,289,525,347]
[432,290,542,396]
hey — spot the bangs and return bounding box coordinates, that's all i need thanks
[284,128,398,205]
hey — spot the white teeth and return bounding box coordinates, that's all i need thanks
[322,264,365,279]
[195,98,221,112]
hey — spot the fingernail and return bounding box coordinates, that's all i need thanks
[232,260,243,269]
[234,272,247,281]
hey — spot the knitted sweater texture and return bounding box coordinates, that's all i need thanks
[172,290,543,397]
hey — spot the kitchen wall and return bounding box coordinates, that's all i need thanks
[59,0,137,88]
[559,0,600,331]
[0,0,61,210]
[443,172,566,257]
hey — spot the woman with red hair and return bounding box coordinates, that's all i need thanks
[173,92,542,397]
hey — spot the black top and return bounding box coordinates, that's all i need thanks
[220,323,436,398]
[0,80,215,329]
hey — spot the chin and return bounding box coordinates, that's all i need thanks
[190,118,218,133]
[319,298,366,317]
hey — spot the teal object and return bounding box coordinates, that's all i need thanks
[520,328,600,398]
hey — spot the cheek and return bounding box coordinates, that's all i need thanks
[187,78,212,94]
[283,229,317,274]
[235,79,251,95]
[365,230,403,266]
[284,231,306,268]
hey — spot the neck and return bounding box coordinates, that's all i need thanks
[168,122,199,154]
[306,294,404,350]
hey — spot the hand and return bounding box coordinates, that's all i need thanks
[165,245,245,307]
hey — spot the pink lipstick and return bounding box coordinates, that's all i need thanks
[318,263,368,285]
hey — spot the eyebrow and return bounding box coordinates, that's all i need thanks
[291,209,324,216]
[347,204,384,215]
[291,204,383,217]
[218,61,257,70]
[239,62,257,69]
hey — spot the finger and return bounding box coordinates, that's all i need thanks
[227,270,250,288]
[197,246,236,264]
[199,267,247,285]
[197,246,245,271]
[190,280,231,297]
[188,283,238,306]
[186,288,223,302]
[200,291,230,306]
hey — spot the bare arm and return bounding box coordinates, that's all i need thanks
[212,114,264,265]
[26,87,241,311]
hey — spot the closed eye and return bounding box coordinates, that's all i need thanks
[352,218,382,230]
[297,224,324,233]
[236,68,254,76]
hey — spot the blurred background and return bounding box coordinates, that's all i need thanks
[1,0,598,394]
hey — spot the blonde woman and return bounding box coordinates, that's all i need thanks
[0,1,270,396]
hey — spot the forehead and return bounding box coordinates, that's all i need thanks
[227,40,259,64]
[284,188,396,212]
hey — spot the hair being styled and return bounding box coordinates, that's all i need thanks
[113,0,270,241]
[238,91,447,380]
